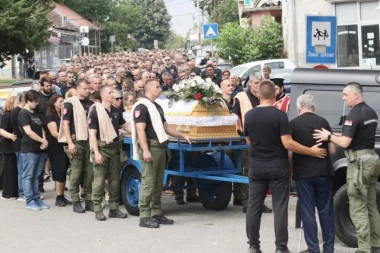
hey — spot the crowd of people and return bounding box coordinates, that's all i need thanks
[1,49,379,253]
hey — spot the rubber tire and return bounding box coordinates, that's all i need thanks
[121,167,141,216]
[334,183,380,248]
[198,181,232,210]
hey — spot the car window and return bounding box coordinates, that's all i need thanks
[264,61,284,69]
[305,89,380,128]
[252,65,261,71]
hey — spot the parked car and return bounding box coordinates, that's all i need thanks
[289,68,380,248]
[230,59,297,84]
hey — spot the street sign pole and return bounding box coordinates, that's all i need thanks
[203,23,219,58]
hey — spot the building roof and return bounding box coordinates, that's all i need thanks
[242,0,282,14]
[50,2,100,31]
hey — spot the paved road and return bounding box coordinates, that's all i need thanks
[0,181,353,253]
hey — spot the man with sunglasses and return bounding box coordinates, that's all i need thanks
[164,57,178,78]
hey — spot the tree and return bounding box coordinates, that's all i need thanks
[193,0,215,21]
[0,0,53,68]
[216,17,283,65]
[165,31,186,49]
[131,0,171,49]
[217,0,239,26]
[59,0,113,23]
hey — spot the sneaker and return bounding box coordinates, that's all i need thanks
[55,196,65,207]
[35,199,50,209]
[26,200,42,211]
[1,197,17,200]
[17,196,26,202]
[109,209,128,218]
[63,197,72,205]
[95,211,106,221]
[248,247,262,253]
[139,217,159,228]
[152,214,174,225]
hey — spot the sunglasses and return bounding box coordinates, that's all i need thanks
[114,97,122,101]
[131,66,138,69]
[165,59,170,61]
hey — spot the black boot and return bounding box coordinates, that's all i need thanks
[63,196,72,205]
[248,247,262,253]
[95,210,106,221]
[109,209,128,218]
[55,195,65,207]
[152,214,174,225]
[139,217,159,228]
[262,204,272,213]
[73,201,85,213]
[85,200,94,212]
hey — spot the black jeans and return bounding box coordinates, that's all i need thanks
[246,166,290,250]
[296,176,335,253]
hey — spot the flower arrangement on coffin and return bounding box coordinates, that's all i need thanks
[163,76,226,110]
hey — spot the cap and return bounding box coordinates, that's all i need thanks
[271,78,284,88]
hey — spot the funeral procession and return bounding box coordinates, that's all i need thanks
[2,0,380,253]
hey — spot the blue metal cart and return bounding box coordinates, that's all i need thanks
[120,137,249,216]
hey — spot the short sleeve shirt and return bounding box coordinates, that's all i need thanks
[62,99,93,134]
[88,105,126,140]
[10,107,22,152]
[134,100,166,140]
[342,102,378,150]
[45,113,64,154]
[0,112,14,154]
[18,109,44,153]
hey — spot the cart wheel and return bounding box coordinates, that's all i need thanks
[198,181,232,210]
[121,167,141,216]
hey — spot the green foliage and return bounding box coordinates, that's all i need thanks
[0,0,53,68]
[216,16,283,65]
[59,0,113,22]
[193,0,214,20]
[165,31,186,49]
[217,0,239,26]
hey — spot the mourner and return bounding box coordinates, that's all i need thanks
[88,85,130,221]
[131,79,191,228]
[244,80,327,253]
[59,79,94,213]
[289,94,336,253]
[314,82,380,253]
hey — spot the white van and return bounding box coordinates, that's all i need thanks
[230,59,297,83]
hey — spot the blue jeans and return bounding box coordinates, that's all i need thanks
[15,152,24,197]
[21,153,45,204]
[296,176,335,253]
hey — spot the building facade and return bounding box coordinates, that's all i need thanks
[283,0,380,68]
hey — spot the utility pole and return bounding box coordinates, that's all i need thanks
[197,0,201,45]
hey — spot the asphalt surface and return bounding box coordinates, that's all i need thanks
[0,181,354,253]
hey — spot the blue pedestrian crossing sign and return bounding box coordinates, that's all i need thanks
[203,23,219,40]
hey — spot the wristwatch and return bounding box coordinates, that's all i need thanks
[327,134,332,141]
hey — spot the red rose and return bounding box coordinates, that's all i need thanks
[194,93,202,100]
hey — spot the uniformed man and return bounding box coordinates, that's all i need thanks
[88,85,130,221]
[272,78,290,113]
[314,82,380,253]
[232,71,272,214]
[60,79,94,213]
[132,79,191,228]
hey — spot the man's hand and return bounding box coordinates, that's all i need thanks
[183,135,192,144]
[10,133,17,142]
[313,128,331,143]
[143,150,152,162]
[68,143,77,155]
[310,143,327,158]
[94,153,104,165]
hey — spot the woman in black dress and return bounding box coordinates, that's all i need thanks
[45,94,71,207]
[0,96,18,200]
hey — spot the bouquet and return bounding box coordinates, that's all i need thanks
[164,76,225,109]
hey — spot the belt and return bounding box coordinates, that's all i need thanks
[344,149,376,162]
[98,138,122,148]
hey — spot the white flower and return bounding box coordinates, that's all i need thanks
[190,82,197,87]
[179,83,185,89]
[173,86,180,92]
[193,76,203,82]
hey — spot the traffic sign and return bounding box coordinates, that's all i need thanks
[203,23,218,40]
[306,16,337,64]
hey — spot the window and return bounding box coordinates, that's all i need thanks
[361,25,380,65]
[337,25,358,67]
[360,1,380,21]
[336,2,358,25]
[264,61,284,69]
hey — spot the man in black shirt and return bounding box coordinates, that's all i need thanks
[314,82,380,253]
[163,56,178,78]
[88,85,130,221]
[289,94,336,253]
[61,71,76,99]
[244,80,327,253]
[203,64,221,87]
[61,80,94,214]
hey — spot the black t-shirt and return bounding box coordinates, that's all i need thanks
[165,65,178,78]
[289,112,334,180]
[88,105,126,140]
[342,102,378,150]
[62,99,93,134]
[244,106,291,171]
[45,113,64,154]
[1,112,14,154]
[10,106,22,152]
[232,90,260,120]
[36,92,52,124]
[134,100,166,140]
[18,109,44,153]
